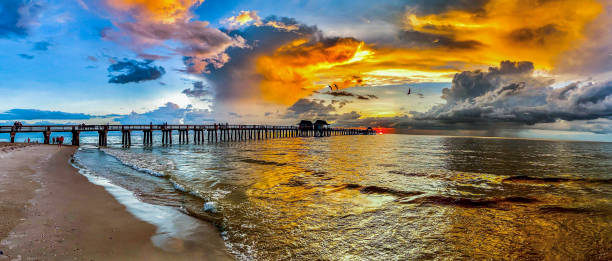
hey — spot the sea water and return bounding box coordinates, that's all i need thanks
[70,134,611,260]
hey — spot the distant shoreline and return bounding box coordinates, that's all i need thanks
[0,143,232,260]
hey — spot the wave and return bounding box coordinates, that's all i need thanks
[503,175,612,184]
[343,184,424,198]
[101,149,168,177]
[538,206,606,214]
[402,195,538,208]
[98,149,226,222]
[240,158,287,166]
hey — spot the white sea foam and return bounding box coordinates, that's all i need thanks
[69,156,221,254]
[101,148,172,177]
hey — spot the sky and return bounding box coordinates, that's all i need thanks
[1,0,612,141]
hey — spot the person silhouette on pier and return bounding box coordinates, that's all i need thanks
[52,137,56,144]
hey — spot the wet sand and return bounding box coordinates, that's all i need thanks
[0,143,233,260]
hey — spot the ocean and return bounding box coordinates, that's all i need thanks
[68,133,611,260]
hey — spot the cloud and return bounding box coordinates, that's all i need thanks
[282,98,362,124]
[0,109,93,120]
[18,53,34,59]
[321,91,378,100]
[411,0,490,15]
[398,30,482,50]
[256,37,368,104]
[555,1,612,74]
[0,0,42,38]
[182,81,210,100]
[441,61,534,103]
[223,11,300,32]
[401,0,603,72]
[102,0,245,73]
[32,40,51,51]
[107,59,166,84]
[224,10,262,28]
[113,102,214,124]
[284,98,336,118]
[323,91,355,97]
[416,61,612,126]
[197,16,321,107]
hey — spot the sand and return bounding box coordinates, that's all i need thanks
[0,143,233,260]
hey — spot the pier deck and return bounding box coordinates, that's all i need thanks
[1,124,375,146]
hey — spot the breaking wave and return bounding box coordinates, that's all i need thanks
[402,195,538,208]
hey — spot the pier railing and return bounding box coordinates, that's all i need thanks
[0,124,376,146]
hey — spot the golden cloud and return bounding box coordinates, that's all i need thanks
[404,0,603,70]
[254,0,604,106]
[224,10,262,27]
[223,10,300,31]
[256,38,369,105]
[106,0,203,23]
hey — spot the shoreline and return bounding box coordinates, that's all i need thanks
[0,143,233,260]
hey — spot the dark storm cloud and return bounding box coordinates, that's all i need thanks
[192,16,320,102]
[323,91,355,97]
[328,61,612,134]
[416,61,612,125]
[411,0,490,14]
[182,81,210,100]
[0,0,42,38]
[398,30,482,49]
[441,61,534,103]
[283,98,362,123]
[284,98,336,118]
[18,53,33,59]
[32,41,51,51]
[507,24,565,46]
[322,91,379,100]
[330,99,351,108]
[107,59,165,84]
[0,109,92,120]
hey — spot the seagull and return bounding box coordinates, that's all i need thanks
[328,85,333,91]
[333,84,339,90]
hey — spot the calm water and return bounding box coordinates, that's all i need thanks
[70,134,612,260]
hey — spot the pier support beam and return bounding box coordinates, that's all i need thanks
[143,130,153,145]
[162,130,172,144]
[98,130,107,146]
[121,130,131,146]
[10,132,15,143]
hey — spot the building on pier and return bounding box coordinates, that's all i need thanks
[314,120,329,137]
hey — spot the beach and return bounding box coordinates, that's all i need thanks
[0,143,232,260]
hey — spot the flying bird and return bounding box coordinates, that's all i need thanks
[328,85,333,91]
[333,84,339,90]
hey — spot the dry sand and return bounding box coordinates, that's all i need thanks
[0,143,233,260]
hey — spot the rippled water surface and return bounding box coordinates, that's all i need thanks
[73,134,612,260]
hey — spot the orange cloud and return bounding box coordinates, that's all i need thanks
[103,0,244,72]
[223,10,300,31]
[224,10,262,28]
[254,0,604,107]
[256,38,368,105]
[403,0,603,70]
[106,0,203,23]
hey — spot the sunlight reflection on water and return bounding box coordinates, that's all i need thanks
[75,134,612,260]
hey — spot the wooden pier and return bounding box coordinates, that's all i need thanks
[0,124,376,146]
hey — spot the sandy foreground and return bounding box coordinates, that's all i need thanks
[0,143,233,260]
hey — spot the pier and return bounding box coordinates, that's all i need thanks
[0,124,376,146]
